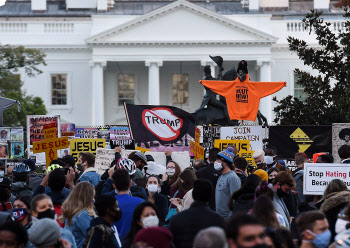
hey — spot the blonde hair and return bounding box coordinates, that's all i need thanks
[59,182,96,226]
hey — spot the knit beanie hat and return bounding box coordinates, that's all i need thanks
[29,218,61,247]
[254,169,268,182]
[134,227,173,248]
[217,147,235,164]
[192,179,212,202]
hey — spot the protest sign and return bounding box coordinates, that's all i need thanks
[95,148,115,175]
[303,163,350,195]
[70,138,106,164]
[190,127,204,160]
[203,126,221,156]
[10,142,24,158]
[145,151,191,171]
[97,130,111,142]
[214,139,254,166]
[27,115,61,145]
[0,128,10,142]
[269,126,331,159]
[110,139,135,150]
[110,127,131,140]
[0,143,9,158]
[121,150,138,159]
[74,128,98,139]
[332,123,350,163]
[220,126,262,151]
[135,147,151,153]
[136,134,191,152]
[61,124,75,132]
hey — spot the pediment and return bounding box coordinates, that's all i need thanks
[86,0,277,45]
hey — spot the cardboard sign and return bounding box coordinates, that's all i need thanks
[190,127,204,160]
[110,139,135,150]
[145,151,191,171]
[95,148,115,175]
[214,139,255,166]
[220,126,262,151]
[27,115,60,145]
[203,126,221,155]
[70,139,106,164]
[303,163,350,195]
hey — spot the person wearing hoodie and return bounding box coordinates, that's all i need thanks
[228,174,261,216]
[24,159,42,192]
[84,195,122,248]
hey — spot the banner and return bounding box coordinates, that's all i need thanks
[27,115,61,145]
[220,126,263,151]
[125,104,195,145]
[203,126,221,156]
[332,123,350,163]
[214,139,254,166]
[70,139,106,164]
[95,148,115,175]
[110,127,131,140]
[136,134,191,152]
[303,163,350,195]
[268,126,332,159]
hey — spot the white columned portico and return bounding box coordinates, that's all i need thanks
[257,60,272,124]
[145,60,163,105]
[90,60,106,126]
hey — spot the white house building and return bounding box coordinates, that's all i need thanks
[0,0,344,125]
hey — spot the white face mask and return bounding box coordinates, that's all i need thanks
[336,218,349,234]
[142,215,159,228]
[147,184,158,193]
[166,168,175,176]
[214,161,223,171]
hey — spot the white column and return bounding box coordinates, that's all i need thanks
[145,60,163,105]
[257,60,272,124]
[90,61,106,126]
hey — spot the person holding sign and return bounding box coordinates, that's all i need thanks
[79,152,101,187]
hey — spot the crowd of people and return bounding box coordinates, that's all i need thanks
[0,144,350,248]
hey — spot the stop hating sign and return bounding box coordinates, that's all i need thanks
[142,107,183,141]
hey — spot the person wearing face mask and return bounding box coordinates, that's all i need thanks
[226,214,269,248]
[0,176,15,212]
[296,211,331,248]
[215,148,241,219]
[253,149,288,173]
[78,152,101,187]
[84,195,123,248]
[31,194,77,248]
[160,161,181,199]
[270,171,295,229]
[12,195,33,230]
[123,202,160,248]
[267,168,279,184]
[146,175,168,223]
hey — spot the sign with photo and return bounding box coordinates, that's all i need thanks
[332,123,350,163]
[0,143,9,158]
[10,128,24,141]
[10,141,24,158]
[0,128,10,142]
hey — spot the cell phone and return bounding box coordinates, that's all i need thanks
[59,168,70,175]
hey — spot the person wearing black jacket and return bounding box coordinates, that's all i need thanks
[169,178,225,248]
[195,148,221,210]
[146,175,168,223]
[84,195,122,248]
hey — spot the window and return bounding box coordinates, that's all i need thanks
[118,74,135,105]
[51,74,67,105]
[172,74,189,105]
[294,74,307,101]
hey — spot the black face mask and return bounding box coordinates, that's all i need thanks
[77,164,83,172]
[277,187,289,199]
[256,163,264,168]
[0,188,10,202]
[38,209,56,220]
[268,178,274,184]
[239,244,270,248]
[237,71,247,82]
[112,209,122,222]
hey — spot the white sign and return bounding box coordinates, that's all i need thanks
[303,163,350,195]
[220,126,263,151]
[95,148,115,175]
[145,151,190,171]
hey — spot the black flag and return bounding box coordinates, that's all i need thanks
[124,104,195,145]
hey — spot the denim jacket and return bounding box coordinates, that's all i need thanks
[80,168,101,187]
[65,210,94,248]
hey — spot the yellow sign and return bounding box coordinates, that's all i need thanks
[44,128,57,140]
[214,139,255,166]
[290,127,313,153]
[191,128,204,160]
[135,147,151,153]
[70,139,106,165]
[32,136,69,167]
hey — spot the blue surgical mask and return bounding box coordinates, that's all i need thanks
[307,229,331,248]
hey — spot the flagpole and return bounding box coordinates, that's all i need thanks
[123,102,134,140]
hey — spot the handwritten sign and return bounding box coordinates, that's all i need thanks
[70,139,106,164]
[27,115,60,145]
[303,163,350,195]
[95,148,115,175]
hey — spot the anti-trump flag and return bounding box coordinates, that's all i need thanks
[124,104,195,145]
